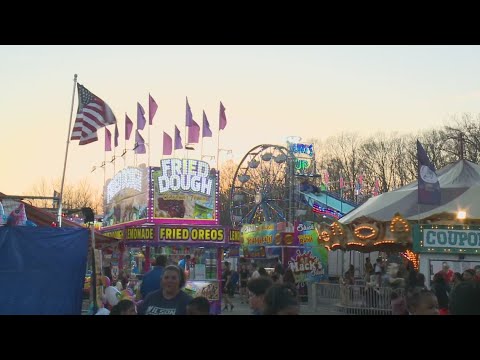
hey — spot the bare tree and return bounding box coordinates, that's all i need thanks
[26,178,101,214]
[218,160,239,226]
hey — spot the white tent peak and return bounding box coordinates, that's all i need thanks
[340,159,480,223]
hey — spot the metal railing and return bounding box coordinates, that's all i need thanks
[310,283,405,315]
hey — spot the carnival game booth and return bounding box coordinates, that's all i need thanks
[0,195,94,314]
[100,159,240,314]
[335,159,480,286]
[1,193,121,313]
[241,221,329,301]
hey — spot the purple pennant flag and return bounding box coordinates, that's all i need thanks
[186,97,194,127]
[188,119,200,144]
[114,123,119,148]
[163,131,172,155]
[137,102,146,131]
[417,140,441,205]
[219,101,227,130]
[202,110,212,138]
[149,94,158,126]
[135,130,146,154]
[174,125,183,150]
[105,127,112,152]
[125,113,133,140]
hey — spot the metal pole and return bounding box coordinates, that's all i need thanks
[91,224,98,314]
[57,74,78,227]
[216,128,220,170]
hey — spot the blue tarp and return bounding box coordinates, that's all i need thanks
[0,227,89,315]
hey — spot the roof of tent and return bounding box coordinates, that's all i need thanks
[0,192,118,248]
[340,160,480,224]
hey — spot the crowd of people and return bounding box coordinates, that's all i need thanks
[222,258,299,315]
[94,255,299,315]
[358,258,480,315]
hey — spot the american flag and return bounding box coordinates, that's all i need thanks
[71,84,117,145]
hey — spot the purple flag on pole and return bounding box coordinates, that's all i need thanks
[417,140,441,205]
[125,113,133,140]
[163,131,172,155]
[105,127,112,152]
[149,94,158,126]
[188,119,200,144]
[202,110,212,138]
[114,123,119,148]
[135,130,146,154]
[174,125,183,150]
[137,102,146,131]
[219,101,227,130]
[186,97,194,127]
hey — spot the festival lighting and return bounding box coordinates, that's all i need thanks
[390,215,410,233]
[353,224,378,240]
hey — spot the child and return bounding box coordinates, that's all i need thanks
[406,289,439,315]
[186,296,210,315]
[110,299,137,315]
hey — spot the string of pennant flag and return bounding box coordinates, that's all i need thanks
[70,83,228,157]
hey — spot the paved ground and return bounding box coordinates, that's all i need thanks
[220,295,342,315]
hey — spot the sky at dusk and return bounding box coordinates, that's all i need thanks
[2,45,480,196]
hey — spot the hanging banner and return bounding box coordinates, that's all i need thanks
[241,223,276,258]
[286,221,328,283]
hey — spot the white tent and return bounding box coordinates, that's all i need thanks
[340,160,480,224]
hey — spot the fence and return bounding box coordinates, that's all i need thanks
[310,283,405,315]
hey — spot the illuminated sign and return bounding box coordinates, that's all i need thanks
[153,160,217,221]
[157,159,213,196]
[229,229,241,243]
[289,143,314,157]
[158,226,225,242]
[103,230,124,240]
[295,159,311,171]
[106,168,143,203]
[288,250,323,275]
[413,224,480,254]
[241,222,276,246]
[424,229,480,249]
[288,143,315,175]
[103,166,149,227]
[312,203,342,219]
[126,227,154,240]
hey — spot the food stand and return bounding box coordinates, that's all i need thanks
[101,158,240,314]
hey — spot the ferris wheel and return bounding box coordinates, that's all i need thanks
[229,144,297,228]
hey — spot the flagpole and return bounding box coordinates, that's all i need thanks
[123,113,127,169]
[148,121,151,167]
[216,124,220,171]
[112,127,116,175]
[185,124,189,160]
[57,74,78,227]
[201,128,204,159]
[103,151,106,189]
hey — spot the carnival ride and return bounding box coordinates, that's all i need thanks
[229,143,358,227]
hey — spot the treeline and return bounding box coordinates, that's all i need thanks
[309,113,480,203]
[218,113,480,227]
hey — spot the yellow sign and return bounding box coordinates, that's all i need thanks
[126,227,154,240]
[103,229,124,239]
[158,226,225,242]
[229,229,241,243]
